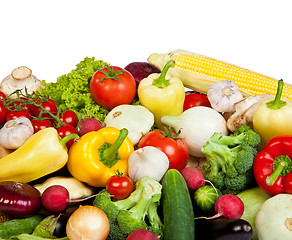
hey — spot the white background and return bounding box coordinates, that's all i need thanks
[1,0,291,85]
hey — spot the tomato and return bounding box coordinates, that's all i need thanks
[183,91,211,111]
[31,119,53,133]
[0,91,6,103]
[6,109,32,122]
[57,124,78,149]
[30,98,58,118]
[8,98,31,112]
[58,110,78,128]
[90,66,136,110]
[138,129,189,171]
[0,103,8,126]
[106,173,134,200]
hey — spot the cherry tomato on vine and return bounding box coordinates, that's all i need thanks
[183,91,211,111]
[0,91,6,103]
[8,98,31,112]
[0,103,8,126]
[31,119,53,133]
[6,109,32,122]
[138,129,189,171]
[58,110,78,128]
[30,98,58,118]
[90,66,136,110]
[57,124,78,149]
[106,173,134,200]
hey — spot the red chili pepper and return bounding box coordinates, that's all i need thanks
[253,136,292,195]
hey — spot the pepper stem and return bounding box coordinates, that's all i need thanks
[152,60,175,88]
[59,133,79,149]
[266,79,287,110]
[100,128,128,168]
[266,155,292,186]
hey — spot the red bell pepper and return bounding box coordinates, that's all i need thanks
[253,135,292,195]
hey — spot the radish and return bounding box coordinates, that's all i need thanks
[77,118,103,136]
[212,194,244,219]
[180,167,205,191]
[126,229,160,240]
[41,185,97,212]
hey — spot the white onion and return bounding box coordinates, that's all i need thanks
[161,106,228,157]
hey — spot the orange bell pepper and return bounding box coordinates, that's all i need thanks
[67,127,134,187]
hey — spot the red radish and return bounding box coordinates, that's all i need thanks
[180,167,205,191]
[212,194,244,219]
[77,118,103,136]
[0,181,41,217]
[41,185,98,213]
[126,229,160,240]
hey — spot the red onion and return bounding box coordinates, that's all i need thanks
[124,62,160,86]
[0,181,41,217]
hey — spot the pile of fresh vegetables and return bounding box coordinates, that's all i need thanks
[1,50,292,240]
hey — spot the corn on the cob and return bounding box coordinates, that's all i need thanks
[148,49,292,101]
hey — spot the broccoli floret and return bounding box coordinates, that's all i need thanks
[106,222,127,240]
[93,189,119,223]
[202,125,260,195]
[93,176,163,237]
[116,176,163,236]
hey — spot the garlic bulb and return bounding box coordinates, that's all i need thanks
[128,146,169,182]
[0,117,34,149]
[207,80,243,113]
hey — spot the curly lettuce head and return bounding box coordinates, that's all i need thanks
[37,57,110,121]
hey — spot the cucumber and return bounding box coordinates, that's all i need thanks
[0,214,44,239]
[161,169,195,240]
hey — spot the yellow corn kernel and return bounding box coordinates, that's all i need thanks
[148,50,292,101]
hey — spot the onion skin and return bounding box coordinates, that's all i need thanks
[66,205,110,240]
[0,181,41,217]
[124,62,161,86]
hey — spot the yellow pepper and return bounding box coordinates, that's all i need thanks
[138,60,185,130]
[67,127,134,187]
[0,127,78,183]
[253,80,292,148]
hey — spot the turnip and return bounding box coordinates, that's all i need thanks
[77,118,103,136]
[124,62,160,86]
[180,167,205,191]
[126,229,160,240]
[41,185,98,213]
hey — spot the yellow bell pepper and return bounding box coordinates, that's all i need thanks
[0,127,78,183]
[138,60,185,130]
[67,127,134,187]
[253,80,292,148]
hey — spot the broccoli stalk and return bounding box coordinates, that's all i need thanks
[93,176,163,239]
[202,125,261,195]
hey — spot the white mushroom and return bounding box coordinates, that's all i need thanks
[226,94,273,132]
[0,66,43,98]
